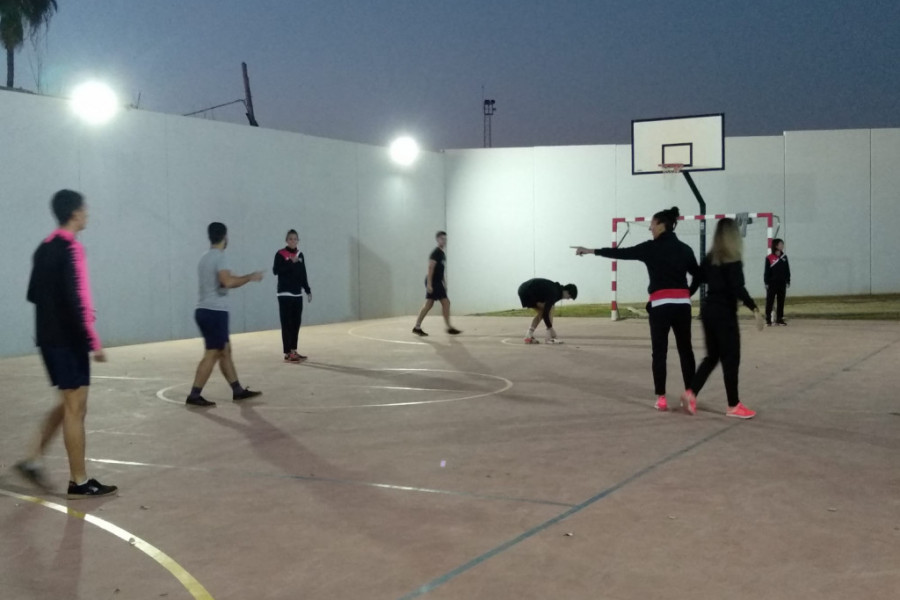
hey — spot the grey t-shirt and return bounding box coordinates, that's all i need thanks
[197,248,230,311]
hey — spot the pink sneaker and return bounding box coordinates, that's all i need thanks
[726,402,756,419]
[680,390,697,415]
[654,396,668,411]
[524,337,540,344]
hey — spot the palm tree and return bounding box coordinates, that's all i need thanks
[0,0,58,88]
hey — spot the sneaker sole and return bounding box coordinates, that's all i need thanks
[726,411,755,419]
[67,490,118,500]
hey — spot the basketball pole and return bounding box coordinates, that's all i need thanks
[682,171,707,305]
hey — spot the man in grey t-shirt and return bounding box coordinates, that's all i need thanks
[186,222,265,407]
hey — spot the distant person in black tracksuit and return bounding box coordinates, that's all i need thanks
[574,207,699,413]
[682,218,764,419]
[764,238,790,326]
[412,231,461,337]
[517,278,578,344]
[273,229,312,362]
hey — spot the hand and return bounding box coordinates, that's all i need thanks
[753,309,764,332]
[250,271,264,282]
[426,284,433,294]
[787,283,790,289]
[93,349,107,362]
[290,253,299,263]
[306,292,312,303]
[571,246,592,256]
[764,284,768,290]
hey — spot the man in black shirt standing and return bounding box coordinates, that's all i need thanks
[517,278,577,343]
[413,231,461,336]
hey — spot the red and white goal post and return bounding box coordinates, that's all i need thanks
[609,212,777,321]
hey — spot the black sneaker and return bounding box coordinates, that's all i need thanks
[15,460,50,490]
[776,321,788,326]
[233,388,262,401]
[67,478,117,499]
[412,327,428,337]
[447,328,462,335]
[186,395,216,407]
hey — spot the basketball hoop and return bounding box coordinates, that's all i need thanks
[659,163,684,190]
[659,163,685,174]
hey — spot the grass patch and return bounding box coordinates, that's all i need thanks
[474,294,900,321]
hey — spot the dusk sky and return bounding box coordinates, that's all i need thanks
[13,0,900,150]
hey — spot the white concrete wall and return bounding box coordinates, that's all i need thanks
[784,129,871,295]
[2,88,898,357]
[447,129,898,314]
[0,89,444,357]
[871,129,900,293]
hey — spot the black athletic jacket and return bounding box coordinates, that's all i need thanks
[27,229,102,351]
[273,247,311,296]
[764,252,790,286]
[690,258,757,316]
[518,278,564,327]
[595,231,699,302]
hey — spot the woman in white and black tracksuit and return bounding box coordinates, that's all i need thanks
[574,207,699,412]
[273,229,311,362]
[764,238,790,326]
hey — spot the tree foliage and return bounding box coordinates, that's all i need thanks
[0,0,58,88]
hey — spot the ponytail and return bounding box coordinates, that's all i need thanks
[653,206,680,232]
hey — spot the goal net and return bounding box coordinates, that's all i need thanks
[609,212,779,320]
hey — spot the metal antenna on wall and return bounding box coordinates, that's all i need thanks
[242,62,258,127]
[483,98,496,147]
[182,62,259,126]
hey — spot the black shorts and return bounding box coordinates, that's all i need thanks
[517,283,538,309]
[40,346,90,390]
[425,278,448,300]
[195,308,229,350]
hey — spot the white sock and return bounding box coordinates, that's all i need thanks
[526,328,535,338]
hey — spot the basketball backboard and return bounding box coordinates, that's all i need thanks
[631,113,725,175]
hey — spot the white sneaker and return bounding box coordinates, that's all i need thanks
[545,338,563,345]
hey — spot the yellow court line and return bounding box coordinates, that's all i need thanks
[0,488,214,600]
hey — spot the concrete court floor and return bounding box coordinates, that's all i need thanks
[1,315,898,600]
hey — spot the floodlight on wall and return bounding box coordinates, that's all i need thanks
[71,81,120,125]
[389,136,419,166]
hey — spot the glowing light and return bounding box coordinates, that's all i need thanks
[71,81,119,125]
[389,136,419,166]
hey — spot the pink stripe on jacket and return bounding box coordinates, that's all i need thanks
[46,229,102,352]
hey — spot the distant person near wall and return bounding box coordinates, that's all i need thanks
[573,206,700,413]
[16,190,117,498]
[273,229,312,362]
[764,238,790,326]
[412,231,461,337]
[185,222,265,407]
[517,278,578,344]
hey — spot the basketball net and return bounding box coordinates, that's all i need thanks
[660,163,684,192]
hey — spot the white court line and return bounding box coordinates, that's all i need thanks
[0,488,214,599]
[347,321,427,345]
[93,375,166,381]
[156,368,513,410]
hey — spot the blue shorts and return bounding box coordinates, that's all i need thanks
[195,308,229,350]
[40,346,91,390]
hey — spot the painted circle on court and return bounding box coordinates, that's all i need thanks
[156,368,512,409]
